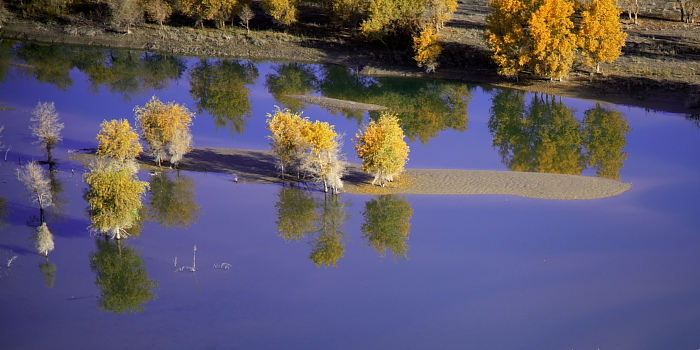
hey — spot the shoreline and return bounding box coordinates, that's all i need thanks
[1,17,698,116]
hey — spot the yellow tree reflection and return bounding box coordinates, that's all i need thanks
[189,59,259,136]
[265,63,318,112]
[584,103,631,180]
[147,171,201,228]
[361,195,413,260]
[275,185,318,242]
[90,238,158,314]
[309,194,348,268]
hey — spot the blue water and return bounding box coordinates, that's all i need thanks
[0,43,699,350]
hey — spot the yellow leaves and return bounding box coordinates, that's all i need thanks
[261,0,298,25]
[487,0,627,79]
[579,0,627,73]
[413,26,442,72]
[355,112,410,186]
[97,119,143,161]
[134,95,195,166]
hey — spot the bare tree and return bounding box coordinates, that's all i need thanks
[239,4,255,34]
[30,102,64,163]
[18,162,53,222]
[677,0,699,23]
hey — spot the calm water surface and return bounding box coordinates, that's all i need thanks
[0,42,699,350]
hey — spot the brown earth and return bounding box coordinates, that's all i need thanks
[1,0,699,115]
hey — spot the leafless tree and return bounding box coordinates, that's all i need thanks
[239,5,255,35]
[30,102,64,163]
[18,162,53,221]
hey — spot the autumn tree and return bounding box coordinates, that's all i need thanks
[142,0,172,26]
[181,0,249,28]
[267,107,309,176]
[30,101,64,163]
[84,158,149,239]
[487,0,578,80]
[579,0,628,73]
[239,4,255,34]
[18,162,53,221]
[134,96,195,167]
[35,222,55,257]
[355,112,410,186]
[361,195,413,259]
[108,0,144,32]
[261,0,298,25]
[90,238,158,314]
[97,119,143,162]
[413,26,442,72]
[299,120,346,193]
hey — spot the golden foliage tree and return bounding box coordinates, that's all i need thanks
[579,0,628,73]
[486,0,532,76]
[413,26,442,72]
[267,107,309,175]
[97,119,143,162]
[181,0,249,28]
[528,0,577,80]
[261,0,298,25]
[134,96,195,167]
[84,159,149,239]
[355,112,410,186]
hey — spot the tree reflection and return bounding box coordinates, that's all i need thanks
[0,196,8,229]
[39,260,57,288]
[361,195,413,260]
[13,43,74,90]
[316,65,472,143]
[309,194,348,268]
[0,40,16,82]
[275,185,318,242]
[489,91,631,178]
[584,103,631,180]
[189,59,259,136]
[489,91,586,175]
[90,238,158,314]
[275,185,349,267]
[74,49,186,100]
[265,63,318,112]
[147,171,201,228]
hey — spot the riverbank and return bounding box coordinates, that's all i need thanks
[1,0,699,116]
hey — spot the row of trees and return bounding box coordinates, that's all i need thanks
[487,0,628,80]
[267,108,411,192]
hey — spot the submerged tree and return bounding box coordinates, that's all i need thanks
[355,112,410,186]
[90,238,158,314]
[361,195,413,259]
[17,161,53,222]
[84,159,149,239]
[39,260,57,288]
[135,96,195,167]
[30,101,64,163]
[35,222,55,257]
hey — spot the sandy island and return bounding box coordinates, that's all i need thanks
[170,147,631,200]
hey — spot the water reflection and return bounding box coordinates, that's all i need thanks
[189,59,258,136]
[489,91,631,179]
[147,170,201,228]
[90,238,158,314]
[0,196,7,229]
[265,63,318,112]
[38,260,57,288]
[361,195,413,260]
[11,42,185,99]
[275,185,349,267]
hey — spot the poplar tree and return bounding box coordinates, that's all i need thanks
[96,119,143,162]
[528,0,577,80]
[579,0,628,73]
[134,96,195,167]
[355,112,410,187]
[261,0,298,25]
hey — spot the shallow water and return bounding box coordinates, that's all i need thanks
[0,42,699,350]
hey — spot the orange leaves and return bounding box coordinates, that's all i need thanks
[355,112,410,186]
[528,0,576,80]
[96,119,143,161]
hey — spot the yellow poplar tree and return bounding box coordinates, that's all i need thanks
[413,26,442,72]
[97,119,143,162]
[355,112,410,186]
[529,0,577,80]
[261,0,298,25]
[579,0,628,73]
[267,107,309,175]
[486,0,532,76]
[134,96,195,167]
